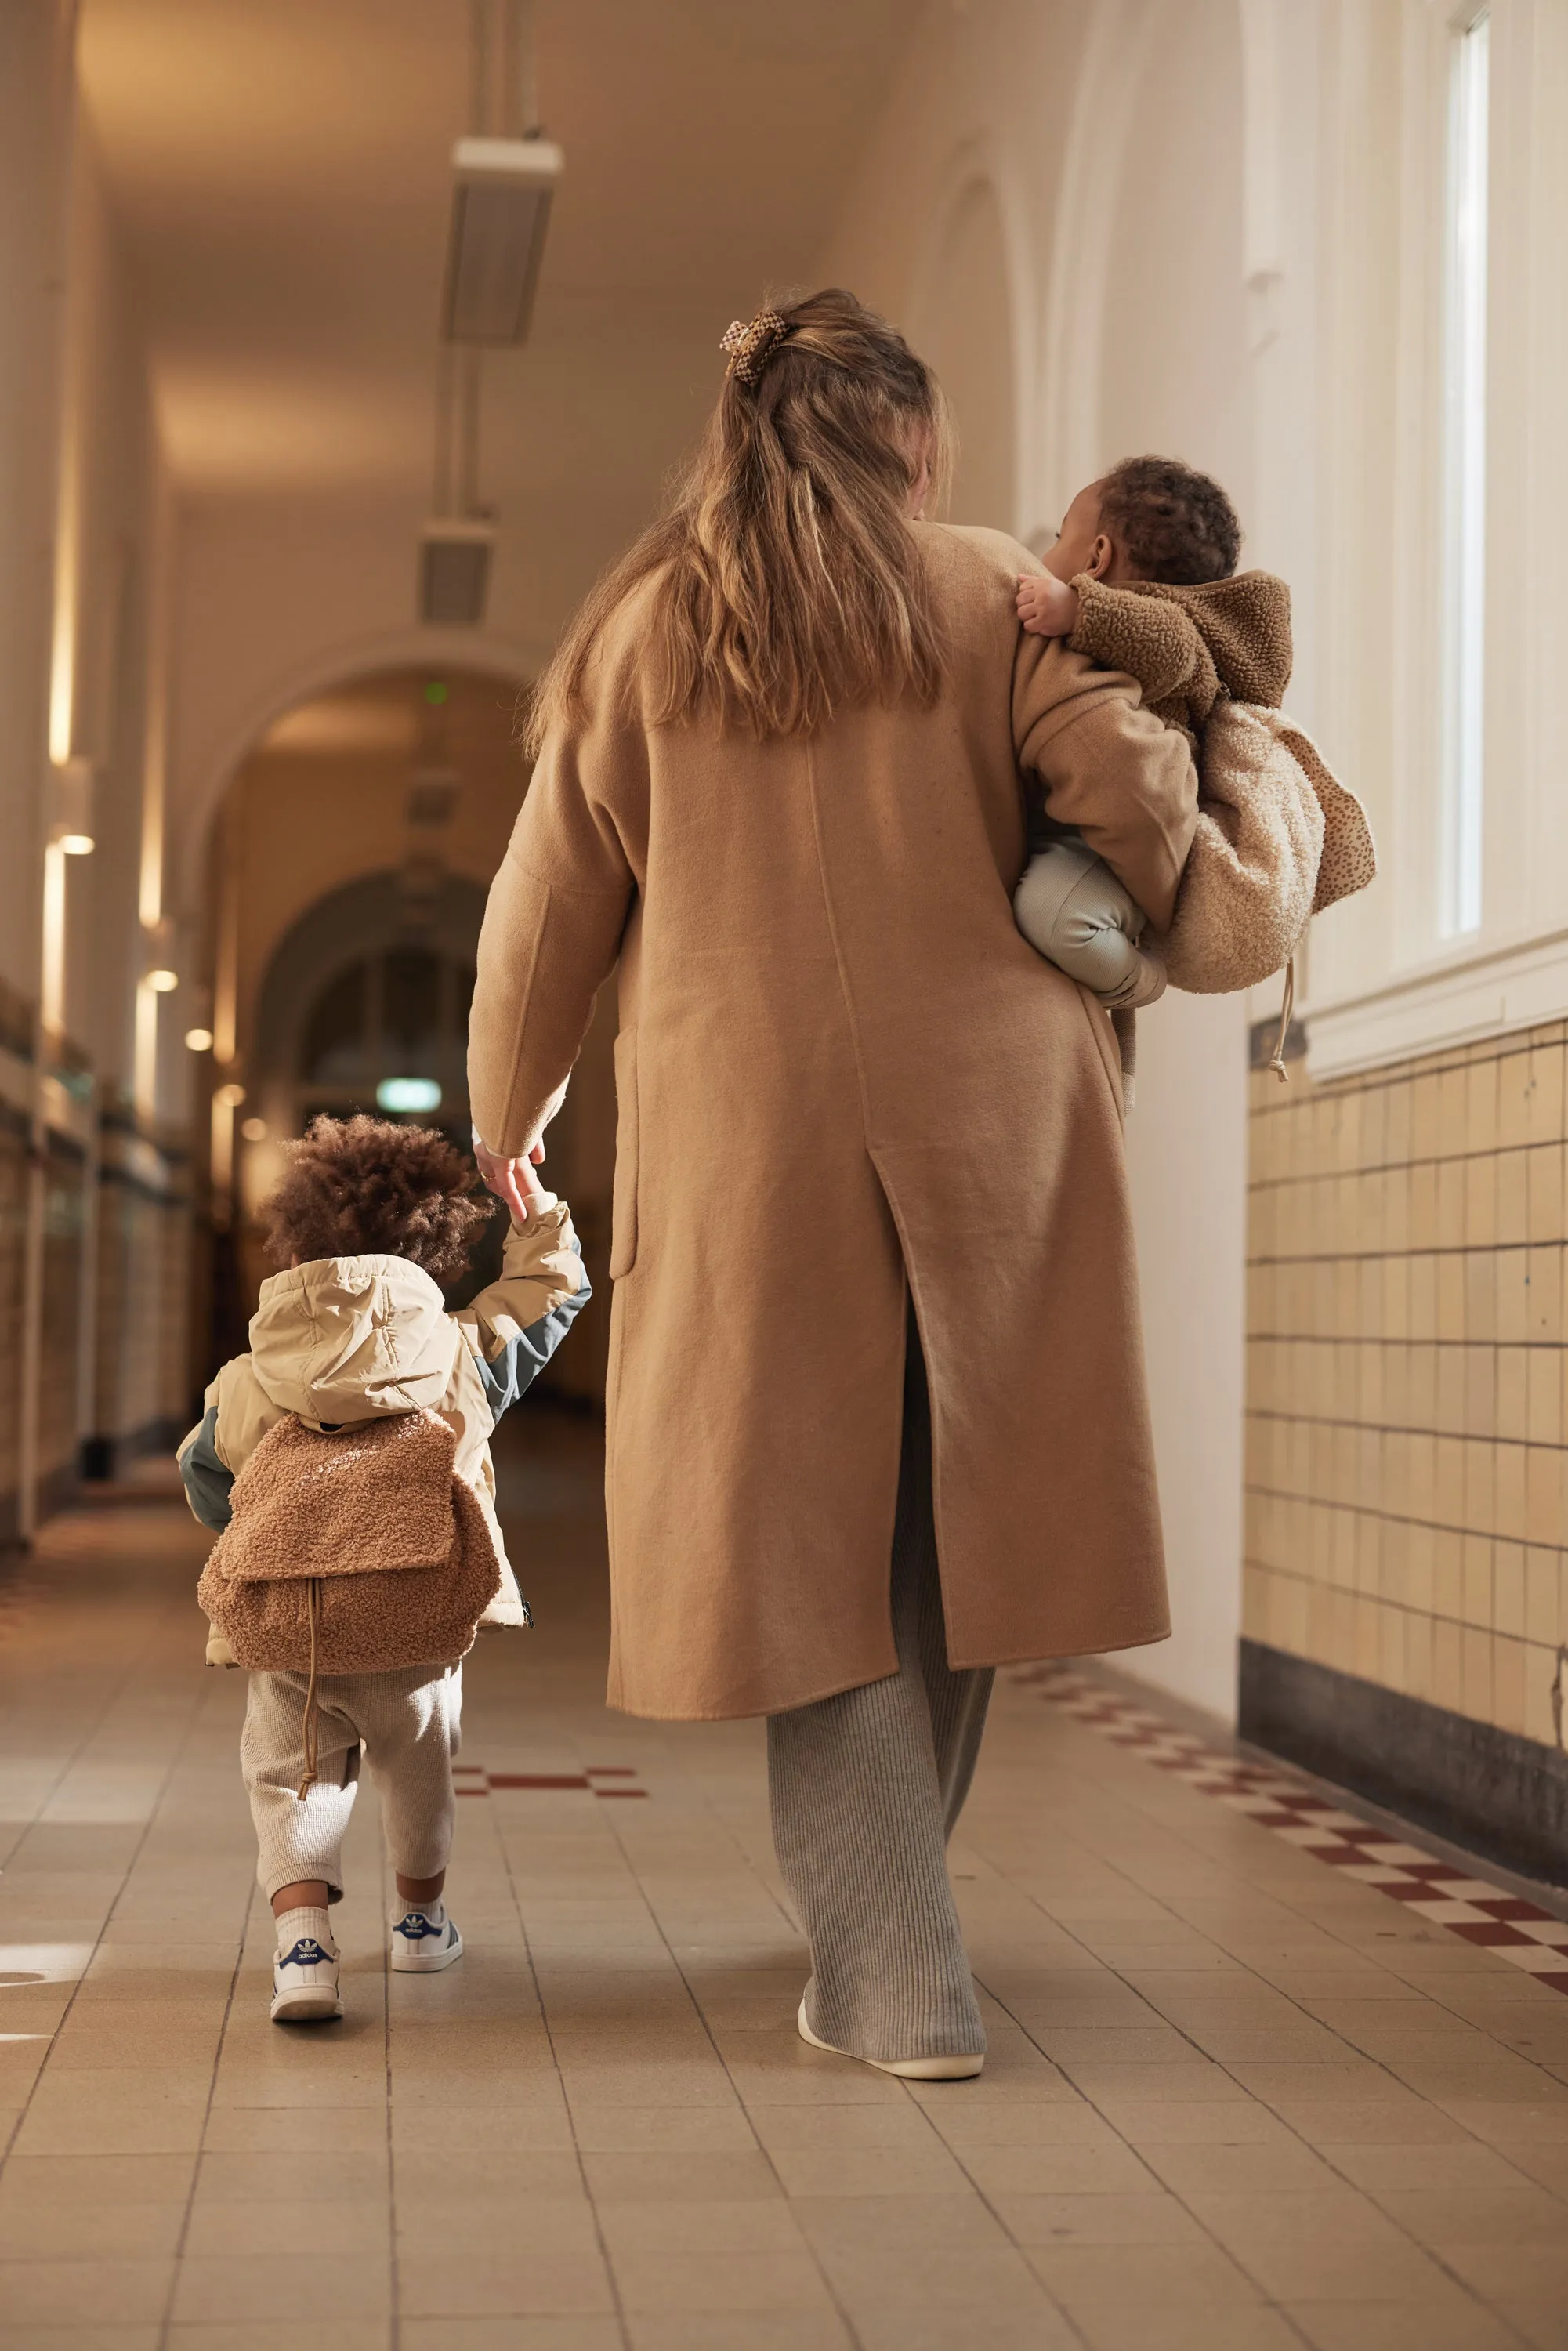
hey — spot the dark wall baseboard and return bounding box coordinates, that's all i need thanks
[1240,1639,1568,1889]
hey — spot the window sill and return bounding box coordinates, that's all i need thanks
[1305,924,1568,1081]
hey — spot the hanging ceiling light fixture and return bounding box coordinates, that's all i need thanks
[421,3,557,626]
[444,133,563,346]
[441,0,560,345]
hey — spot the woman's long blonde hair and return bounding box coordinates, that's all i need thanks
[526,289,953,751]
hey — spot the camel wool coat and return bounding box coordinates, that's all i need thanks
[469,523,1199,1721]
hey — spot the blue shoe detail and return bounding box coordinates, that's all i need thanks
[280,1936,330,1968]
[392,1911,443,1942]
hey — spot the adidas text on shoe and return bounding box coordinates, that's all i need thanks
[390,1909,463,1974]
[271,1936,342,2024]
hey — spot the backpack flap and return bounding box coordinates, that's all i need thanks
[197,1411,502,1676]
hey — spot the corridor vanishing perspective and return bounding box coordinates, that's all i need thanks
[5,1422,1568,2351]
[3,0,1568,2345]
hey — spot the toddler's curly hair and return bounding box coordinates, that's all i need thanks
[1099,455,1242,585]
[261,1114,491,1283]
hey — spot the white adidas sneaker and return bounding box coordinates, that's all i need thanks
[270,1934,342,2024]
[389,1907,464,1974]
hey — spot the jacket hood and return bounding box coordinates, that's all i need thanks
[1138,571,1293,708]
[248,1254,455,1425]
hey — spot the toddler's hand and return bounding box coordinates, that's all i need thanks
[1016,573,1081,639]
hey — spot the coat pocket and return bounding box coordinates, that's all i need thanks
[609,1027,639,1278]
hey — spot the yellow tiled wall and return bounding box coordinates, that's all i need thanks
[1245,1021,1568,1751]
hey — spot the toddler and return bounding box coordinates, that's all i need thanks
[1012,455,1290,1024]
[179,1114,588,2024]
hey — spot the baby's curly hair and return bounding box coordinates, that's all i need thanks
[1099,455,1242,586]
[261,1114,491,1284]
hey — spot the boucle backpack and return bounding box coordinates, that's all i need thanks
[1148,702,1376,1076]
[197,1407,503,1796]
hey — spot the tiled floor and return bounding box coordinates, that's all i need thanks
[4,1416,1568,2351]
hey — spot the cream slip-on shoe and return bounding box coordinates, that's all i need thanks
[797,1998,984,2081]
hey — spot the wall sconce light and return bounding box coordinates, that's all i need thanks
[146,968,179,994]
[184,1027,214,1053]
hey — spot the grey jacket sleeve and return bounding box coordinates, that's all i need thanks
[177,1403,234,1531]
[452,1197,593,1429]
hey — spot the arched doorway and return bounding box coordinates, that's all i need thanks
[195,664,616,1394]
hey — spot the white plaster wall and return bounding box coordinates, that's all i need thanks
[820,0,1302,1719]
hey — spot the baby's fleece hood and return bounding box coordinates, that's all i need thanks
[247,1254,455,1426]
[1067,570,1293,737]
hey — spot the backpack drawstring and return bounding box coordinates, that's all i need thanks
[1268,958,1295,1084]
[296,1578,321,1802]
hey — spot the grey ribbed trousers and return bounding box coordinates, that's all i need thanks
[767,1320,993,2061]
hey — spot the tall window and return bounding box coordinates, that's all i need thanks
[1440,9,1490,936]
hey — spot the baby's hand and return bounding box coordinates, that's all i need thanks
[1016,573,1081,639]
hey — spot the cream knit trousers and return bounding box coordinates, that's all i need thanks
[767,1323,993,2062]
[241,1661,462,1901]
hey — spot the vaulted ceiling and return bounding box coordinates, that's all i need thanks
[78,0,914,498]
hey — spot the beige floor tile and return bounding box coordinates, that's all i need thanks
[397,2246,616,2317]
[1497,2302,1568,2351]
[9,2104,208,2157]
[917,2099,1119,2150]
[568,2105,759,2152]
[393,2149,584,2201]
[955,2139,1158,2197]
[0,2331,164,2351]
[0,2259,175,2324]
[747,2101,937,2152]
[608,2246,834,2313]
[811,2239,1047,2313]
[166,2329,391,2351]
[1285,2300,1520,2350]
[395,2194,602,2254]
[1023,2238,1262,2311]
[763,2142,972,2197]
[1440,2241,1568,2298]
[598,2197,806,2255]
[1372,2182,1568,2244]
[0,2200,185,2259]
[1492,2139,1568,2192]
[397,2324,621,2351]
[625,2317,856,2351]
[846,2309,1078,2351]
[172,2250,390,2322]
[1285,2099,1473,2146]
[0,2152,197,2206]
[194,2149,390,2201]
[789,2191,1008,2253]
[200,2106,389,2154]
[1439,2099,1568,2144]
[1097,2100,1297,2146]
[990,2189,1200,2244]
[1141,2135,1345,2192]
[1063,2062,1252,2104]
[389,2101,574,2150]
[183,2195,389,2258]
[1070,2310,1304,2351]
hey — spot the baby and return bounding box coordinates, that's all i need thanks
[1012,455,1273,1025]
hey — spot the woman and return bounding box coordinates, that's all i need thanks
[469,291,1197,2078]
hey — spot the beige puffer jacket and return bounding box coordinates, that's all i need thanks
[178,1197,588,1665]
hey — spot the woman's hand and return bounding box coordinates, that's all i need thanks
[1016,572,1081,639]
[473,1135,549,1226]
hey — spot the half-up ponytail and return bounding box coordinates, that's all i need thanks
[526,290,953,750]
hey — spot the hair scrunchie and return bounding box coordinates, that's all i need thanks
[720,310,790,384]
